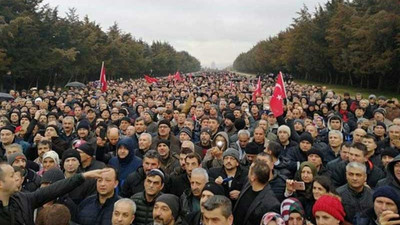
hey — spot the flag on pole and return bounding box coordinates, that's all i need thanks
[270,73,286,117]
[144,75,158,84]
[277,71,287,98]
[252,76,262,103]
[99,61,107,92]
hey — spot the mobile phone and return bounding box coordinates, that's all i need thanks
[293,181,306,191]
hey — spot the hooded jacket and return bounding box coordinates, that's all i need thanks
[108,137,142,188]
[376,155,400,197]
[202,131,230,169]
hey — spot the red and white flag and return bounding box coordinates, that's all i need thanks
[99,61,107,92]
[270,72,286,117]
[252,76,262,102]
[144,75,158,84]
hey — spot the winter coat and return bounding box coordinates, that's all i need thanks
[131,191,161,225]
[168,172,190,197]
[22,168,41,192]
[77,193,120,225]
[376,155,400,197]
[120,167,146,198]
[202,132,229,169]
[336,184,373,222]
[0,173,85,225]
[354,208,378,225]
[151,133,181,154]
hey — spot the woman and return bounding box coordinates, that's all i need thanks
[38,150,60,175]
[261,212,285,225]
[285,162,317,222]
[312,195,350,225]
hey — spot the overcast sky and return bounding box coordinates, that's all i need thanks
[42,0,328,69]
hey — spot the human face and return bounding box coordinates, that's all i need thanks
[112,201,135,225]
[353,129,366,143]
[126,126,135,136]
[77,128,88,138]
[62,119,73,132]
[202,207,233,225]
[340,146,350,161]
[312,181,327,200]
[208,119,219,132]
[394,162,400,181]
[308,154,322,168]
[144,175,164,197]
[1,129,14,145]
[135,120,146,134]
[179,153,187,170]
[0,165,19,195]
[108,130,120,146]
[97,170,118,197]
[200,132,211,144]
[223,156,238,171]
[348,148,366,163]
[253,128,265,144]
[329,134,342,148]
[64,157,80,173]
[43,157,56,171]
[179,132,191,142]
[389,127,400,140]
[143,158,160,174]
[382,155,394,168]
[315,211,340,225]
[238,135,249,148]
[185,157,200,177]
[299,140,312,152]
[362,138,377,153]
[157,143,170,158]
[288,212,304,225]
[12,158,26,169]
[374,197,398,218]
[153,202,174,225]
[190,173,207,197]
[346,167,366,190]
[158,124,170,137]
[301,166,313,183]
[278,130,289,143]
[374,126,386,137]
[139,136,151,150]
[117,145,130,159]
[330,120,341,130]
[200,190,214,212]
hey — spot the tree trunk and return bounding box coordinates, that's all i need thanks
[360,76,363,88]
[367,75,370,89]
[377,75,384,91]
[348,73,353,86]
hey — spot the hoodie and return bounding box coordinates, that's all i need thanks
[202,131,230,169]
[377,155,400,197]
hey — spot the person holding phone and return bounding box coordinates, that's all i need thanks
[285,162,317,222]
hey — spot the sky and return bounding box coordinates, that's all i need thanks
[42,0,328,69]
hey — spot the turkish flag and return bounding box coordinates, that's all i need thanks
[174,71,182,82]
[270,72,286,117]
[252,77,261,102]
[99,61,107,92]
[144,75,158,83]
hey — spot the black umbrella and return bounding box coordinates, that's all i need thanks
[0,93,14,100]
[65,81,86,88]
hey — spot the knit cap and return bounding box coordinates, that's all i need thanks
[77,120,90,131]
[179,127,192,139]
[278,125,291,136]
[155,194,180,220]
[222,148,240,162]
[202,182,225,196]
[61,149,81,165]
[77,143,94,157]
[299,132,314,145]
[7,152,26,165]
[42,150,60,166]
[41,168,65,184]
[312,195,345,222]
[373,186,400,210]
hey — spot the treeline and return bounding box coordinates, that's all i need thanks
[233,0,400,92]
[0,0,201,89]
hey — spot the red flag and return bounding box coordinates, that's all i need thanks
[167,73,173,82]
[252,77,262,102]
[270,73,286,117]
[277,71,287,98]
[144,75,158,83]
[99,61,107,92]
[174,71,182,82]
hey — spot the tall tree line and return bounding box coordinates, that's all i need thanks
[233,0,400,92]
[0,0,201,89]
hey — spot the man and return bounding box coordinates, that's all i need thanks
[362,134,382,168]
[287,132,313,171]
[336,162,373,222]
[354,185,400,225]
[230,129,250,162]
[378,125,400,153]
[0,162,111,225]
[119,117,131,136]
[331,142,384,188]
[153,194,180,225]
[144,110,157,134]
[132,117,147,150]
[77,167,121,225]
[202,195,234,225]
[135,133,152,159]
[251,127,269,152]
[7,152,41,192]
[196,128,212,156]
[121,150,162,198]
[352,128,367,144]
[264,141,292,179]
[242,142,261,166]
[324,130,344,162]
[33,139,52,168]
[0,125,30,158]
[377,154,400,197]
[131,169,165,225]
[233,159,280,225]
[326,142,350,173]
[169,152,202,197]
[151,120,180,154]
[224,113,237,138]
[96,126,120,163]
[180,167,208,219]
[112,198,136,225]
[156,140,179,175]
[77,143,106,172]
[276,125,297,157]
[208,117,221,139]
[59,116,77,146]
[209,149,248,203]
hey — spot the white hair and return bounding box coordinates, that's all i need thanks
[191,167,209,181]
[114,198,137,214]
[346,162,366,174]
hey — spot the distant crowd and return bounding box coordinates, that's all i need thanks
[1,71,400,225]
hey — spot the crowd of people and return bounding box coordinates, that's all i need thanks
[1,71,400,225]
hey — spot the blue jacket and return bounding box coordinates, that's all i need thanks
[77,193,120,225]
[108,137,142,188]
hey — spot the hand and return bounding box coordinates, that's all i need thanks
[34,134,42,144]
[215,176,223,185]
[286,179,296,193]
[82,168,113,179]
[378,210,400,225]
[34,110,41,120]
[229,190,240,200]
[213,148,223,159]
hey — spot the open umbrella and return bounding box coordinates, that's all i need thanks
[65,81,86,88]
[0,93,14,100]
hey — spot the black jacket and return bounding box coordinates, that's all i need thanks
[233,182,280,225]
[77,192,120,225]
[168,172,190,197]
[121,167,146,198]
[0,173,85,225]
[131,191,161,225]
[376,155,400,197]
[354,208,378,225]
[336,184,373,222]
